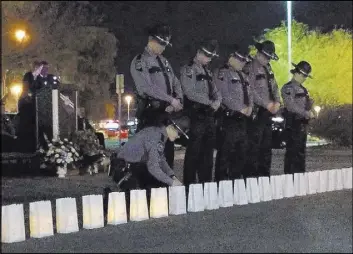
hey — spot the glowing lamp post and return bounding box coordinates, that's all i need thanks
[125,95,132,121]
[10,83,22,112]
[287,1,292,81]
[15,29,26,42]
[314,106,321,118]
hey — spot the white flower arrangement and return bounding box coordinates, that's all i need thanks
[39,138,82,170]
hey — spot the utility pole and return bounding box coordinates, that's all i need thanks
[116,74,124,147]
[287,1,292,81]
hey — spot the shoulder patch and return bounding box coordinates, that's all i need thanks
[135,54,143,71]
[266,64,273,74]
[157,141,164,154]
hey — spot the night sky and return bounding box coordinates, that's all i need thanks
[92,1,352,92]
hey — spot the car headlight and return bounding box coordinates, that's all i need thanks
[272,117,284,123]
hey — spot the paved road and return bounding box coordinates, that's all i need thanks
[2,190,352,253]
[1,147,352,252]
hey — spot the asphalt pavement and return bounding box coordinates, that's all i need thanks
[1,147,352,253]
[2,190,352,253]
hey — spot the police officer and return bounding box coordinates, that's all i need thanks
[110,116,189,192]
[214,45,253,181]
[105,116,189,216]
[281,61,315,174]
[130,23,183,169]
[244,40,281,178]
[180,39,222,186]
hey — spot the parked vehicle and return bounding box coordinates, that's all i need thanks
[271,116,286,149]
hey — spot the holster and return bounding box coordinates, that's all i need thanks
[136,95,170,127]
[283,109,308,129]
[184,97,215,119]
[111,158,145,191]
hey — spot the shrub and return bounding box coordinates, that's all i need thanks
[309,104,352,147]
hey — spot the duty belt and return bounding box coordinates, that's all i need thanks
[185,99,215,117]
[283,109,309,125]
[223,109,247,120]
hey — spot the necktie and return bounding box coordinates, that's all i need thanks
[263,66,275,101]
[202,66,215,100]
[236,71,250,106]
[156,56,172,95]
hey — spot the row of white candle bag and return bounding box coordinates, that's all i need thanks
[2,168,352,243]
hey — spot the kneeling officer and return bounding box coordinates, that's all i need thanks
[111,116,190,191]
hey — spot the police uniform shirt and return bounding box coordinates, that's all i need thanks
[214,65,253,112]
[281,80,310,118]
[130,47,183,103]
[180,59,221,106]
[117,126,175,186]
[245,59,280,109]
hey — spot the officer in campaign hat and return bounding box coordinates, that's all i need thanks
[214,44,254,181]
[281,60,315,174]
[180,39,222,186]
[105,115,189,215]
[110,115,190,190]
[243,40,281,178]
[130,23,183,169]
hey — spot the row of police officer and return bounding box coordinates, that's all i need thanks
[117,23,315,191]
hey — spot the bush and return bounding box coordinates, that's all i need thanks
[310,105,352,147]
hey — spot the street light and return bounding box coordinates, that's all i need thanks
[10,83,22,112]
[125,95,132,121]
[10,83,22,97]
[287,1,292,81]
[15,29,26,42]
[314,106,321,117]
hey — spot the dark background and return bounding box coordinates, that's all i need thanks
[91,1,352,93]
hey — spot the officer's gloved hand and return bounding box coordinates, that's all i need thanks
[171,98,183,111]
[267,102,280,114]
[266,102,275,113]
[165,105,174,113]
[211,100,221,111]
[273,102,281,113]
[241,107,252,116]
[305,111,315,119]
[171,177,183,186]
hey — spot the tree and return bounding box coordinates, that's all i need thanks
[250,20,352,106]
[1,1,118,120]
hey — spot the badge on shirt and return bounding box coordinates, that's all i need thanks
[157,141,164,154]
[135,56,143,71]
[284,87,292,95]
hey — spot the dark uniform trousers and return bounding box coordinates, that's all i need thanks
[283,113,308,174]
[136,107,175,169]
[215,112,248,182]
[245,107,273,178]
[183,113,216,186]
